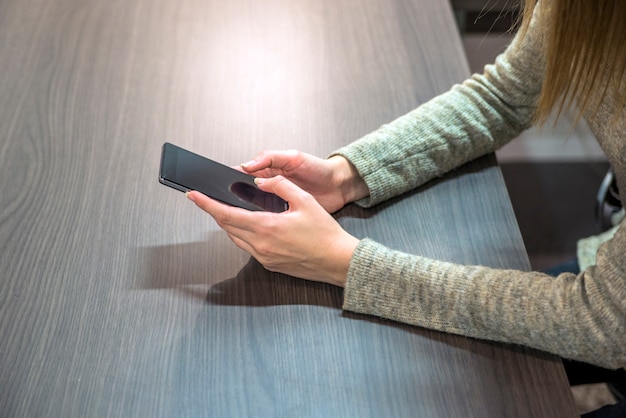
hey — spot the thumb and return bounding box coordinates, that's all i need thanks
[255,176,309,207]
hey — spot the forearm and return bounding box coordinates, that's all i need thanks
[327,155,370,206]
[331,9,545,207]
[332,77,535,207]
[343,238,626,369]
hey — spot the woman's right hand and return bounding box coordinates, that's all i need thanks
[240,150,369,213]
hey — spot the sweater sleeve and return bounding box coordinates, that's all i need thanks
[330,6,544,207]
[343,223,626,369]
[337,5,626,369]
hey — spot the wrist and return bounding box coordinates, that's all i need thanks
[328,155,369,205]
[326,234,360,288]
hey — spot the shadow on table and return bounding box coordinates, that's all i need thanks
[137,234,343,308]
[138,234,241,286]
[204,257,343,308]
[141,237,555,366]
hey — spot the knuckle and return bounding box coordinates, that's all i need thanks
[254,238,273,258]
[263,263,280,273]
[253,245,275,268]
[257,149,271,159]
[280,150,303,172]
[259,256,280,272]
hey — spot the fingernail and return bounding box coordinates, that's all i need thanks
[185,191,195,202]
[241,160,257,168]
[254,177,265,186]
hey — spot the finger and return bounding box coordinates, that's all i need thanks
[241,150,301,174]
[254,176,311,207]
[186,191,255,232]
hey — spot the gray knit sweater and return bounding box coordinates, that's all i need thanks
[333,5,626,369]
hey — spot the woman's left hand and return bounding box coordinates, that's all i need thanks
[186,176,359,287]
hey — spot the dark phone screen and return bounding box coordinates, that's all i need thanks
[159,143,288,213]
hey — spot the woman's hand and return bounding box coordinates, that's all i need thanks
[240,150,369,213]
[187,175,360,287]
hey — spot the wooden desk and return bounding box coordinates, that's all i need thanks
[0,0,577,416]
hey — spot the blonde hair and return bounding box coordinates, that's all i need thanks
[519,0,626,124]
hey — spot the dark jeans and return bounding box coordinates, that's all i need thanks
[580,398,626,418]
[564,359,626,417]
[542,258,580,276]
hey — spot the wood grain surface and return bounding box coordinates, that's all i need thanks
[0,0,577,416]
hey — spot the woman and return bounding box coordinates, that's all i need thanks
[188,0,625,414]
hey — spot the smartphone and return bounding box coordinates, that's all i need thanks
[159,142,288,213]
